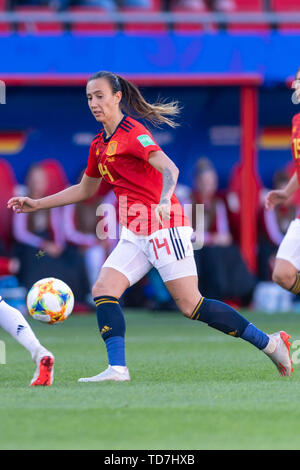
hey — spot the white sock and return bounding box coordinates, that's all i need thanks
[0,299,43,360]
[111,365,127,374]
[263,335,278,355]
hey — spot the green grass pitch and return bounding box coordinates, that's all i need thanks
[1,309,300,450]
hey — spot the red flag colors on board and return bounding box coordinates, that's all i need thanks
[259,127,291,149]
[0,131,26,154]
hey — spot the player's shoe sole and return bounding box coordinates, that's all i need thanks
[30,355,55,386]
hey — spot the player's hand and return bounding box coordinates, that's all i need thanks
[42,241,64,258]
[7,196,39,213]
[212,233,232,246]
[265,190,288,211]
[9,258,20,274]
[155,198,171,225]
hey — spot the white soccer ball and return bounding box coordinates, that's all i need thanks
[27,277,74,324]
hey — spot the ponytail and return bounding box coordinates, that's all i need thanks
[87,71,181,128]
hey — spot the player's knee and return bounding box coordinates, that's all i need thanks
[92,279,112,298]
[176,298,197,318]
[272,268,295,290]
[272,269,285,287]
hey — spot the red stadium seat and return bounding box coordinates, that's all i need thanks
[39,159,69,196]
[271,0,300,32]
[118,0,166,34]
[15,6,63,35]
[0,22,11,35]
[0,159,17,249]
[169,1,216,33]
[272,0,300,10]
[227,0,269,33]
[69,6,116,34]
[0,0,11,35]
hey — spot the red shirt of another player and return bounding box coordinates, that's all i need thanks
[291,112,300,220]
[85,115,189,235]
[292,112,300,177]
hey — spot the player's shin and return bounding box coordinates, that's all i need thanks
[190,297,270,350]
[94,295,126,367]
[0,298,44,359]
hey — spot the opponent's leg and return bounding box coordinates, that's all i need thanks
[0,297,54,385]
[162,267,293,377]
[78,239,152,383]
[272,219,300,295]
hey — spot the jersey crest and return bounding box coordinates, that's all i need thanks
[106,140,118,156]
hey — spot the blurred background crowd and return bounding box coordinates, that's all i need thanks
[1,0,299,314]
[0,153,297,314]
[1,0,274,12]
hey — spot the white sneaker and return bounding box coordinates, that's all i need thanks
[30,349,55,386]
[264,331,293,377]
[78,365,130,383]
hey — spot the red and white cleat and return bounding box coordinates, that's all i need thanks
[264,331,293,377]
[30,350,55,386]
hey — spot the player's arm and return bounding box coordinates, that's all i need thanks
[148,150,179,222]
[7,173,101,214]
[265,172,299,210]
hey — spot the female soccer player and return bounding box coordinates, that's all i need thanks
[0,295,54,386]
[265,68,300,296]
[8,71,293,381]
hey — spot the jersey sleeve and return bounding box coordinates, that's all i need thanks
[127,126,161,162]
[85,140,101,178]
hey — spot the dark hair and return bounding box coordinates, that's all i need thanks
[195,157,216,175]
[87,71,180,128]
[273,169,289,189]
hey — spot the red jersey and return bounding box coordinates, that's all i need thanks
[291,112,300,220]
[292,112,300,178]
[85,115,189,235]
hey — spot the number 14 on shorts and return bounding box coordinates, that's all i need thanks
[149,237,171,260]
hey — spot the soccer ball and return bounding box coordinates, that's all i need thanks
[27,277,74,324]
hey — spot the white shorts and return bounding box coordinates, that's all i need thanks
[276,218,300,270]
[102,225,197,285]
